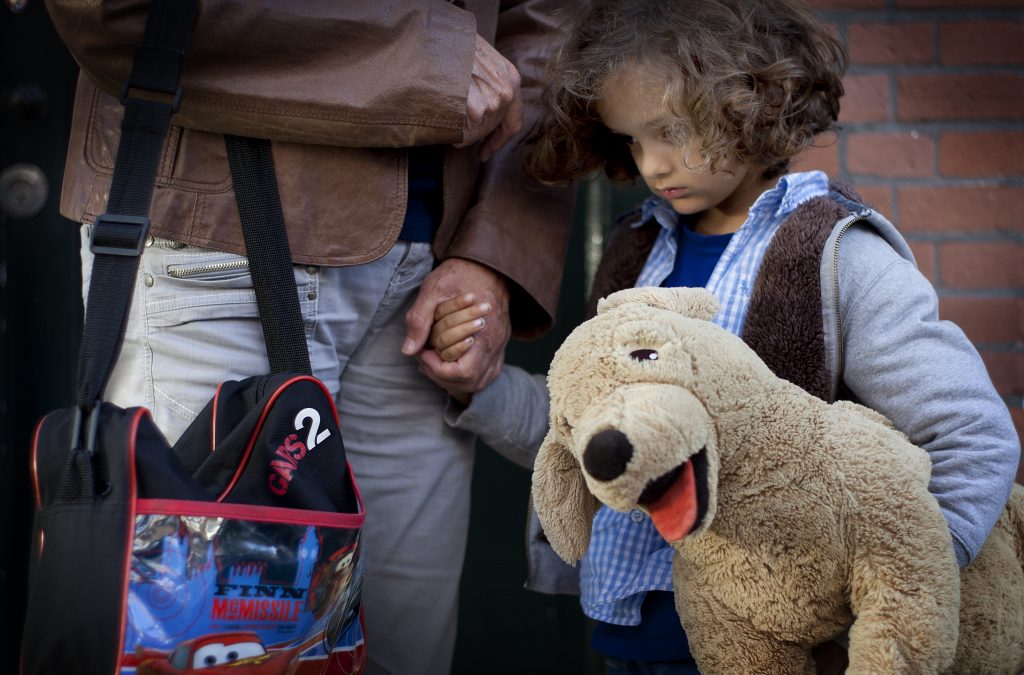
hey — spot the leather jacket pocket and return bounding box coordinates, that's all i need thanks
[85,88,230,192]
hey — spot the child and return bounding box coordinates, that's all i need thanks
[426,0,1021,671]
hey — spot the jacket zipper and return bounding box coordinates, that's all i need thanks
[167,259,250,279]
[831,217,865,389]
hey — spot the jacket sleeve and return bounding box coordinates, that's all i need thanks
[43,0,477,147]
[444,365,551,470]
[445,354,581,595]
[838,224,1021,566]
[441,0,577,337]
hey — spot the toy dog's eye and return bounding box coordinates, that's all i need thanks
[630,349,659,362]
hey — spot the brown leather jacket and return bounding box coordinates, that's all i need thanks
[45,0,575,337]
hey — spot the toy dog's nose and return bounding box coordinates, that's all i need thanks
[583,429,634,481]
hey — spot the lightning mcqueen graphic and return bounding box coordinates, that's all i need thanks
[133,631,300,674]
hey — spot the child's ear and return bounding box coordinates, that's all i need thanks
[597,287,719,321]
[532,428,599,564]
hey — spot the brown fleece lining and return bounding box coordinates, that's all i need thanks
[585,211,659,320]
[743,195,848,402]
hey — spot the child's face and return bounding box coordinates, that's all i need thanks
[597,70,770,231]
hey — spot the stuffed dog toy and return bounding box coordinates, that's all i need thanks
[532,286,1024,674]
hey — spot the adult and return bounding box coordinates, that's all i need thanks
[43,2,575,673]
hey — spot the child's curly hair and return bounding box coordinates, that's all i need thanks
[525,0,847,185]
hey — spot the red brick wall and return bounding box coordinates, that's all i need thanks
[795,0,1024,481]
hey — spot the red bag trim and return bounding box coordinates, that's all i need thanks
[118,408,147,668]
[137,490,365,529]
[30,416,45,510]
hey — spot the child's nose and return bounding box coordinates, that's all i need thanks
[637,147,673,180]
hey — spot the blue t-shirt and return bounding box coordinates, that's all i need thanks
[661,220,735,288]
[591,590,694,662]
[398,145,443,242]
[591,218,732,662]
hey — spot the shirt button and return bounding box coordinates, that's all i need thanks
[143,274,154,287]
[630,509,645,523]
[305,265,319,274]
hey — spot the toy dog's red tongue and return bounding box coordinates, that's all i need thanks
[647,460,697,542]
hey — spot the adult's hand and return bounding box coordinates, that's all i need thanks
[402,257,511,393]
[456,34,523,162]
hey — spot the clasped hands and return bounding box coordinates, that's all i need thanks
[402,258,508,404]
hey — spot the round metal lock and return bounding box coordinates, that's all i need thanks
[0,163,49,219]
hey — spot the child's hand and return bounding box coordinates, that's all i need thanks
[431,293,492,362]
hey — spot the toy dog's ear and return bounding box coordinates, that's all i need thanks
[531,428,599,565]
[597,287,718,321]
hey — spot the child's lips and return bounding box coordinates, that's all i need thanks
[660,187,687,199]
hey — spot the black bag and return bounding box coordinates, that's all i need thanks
[21,3,365,673]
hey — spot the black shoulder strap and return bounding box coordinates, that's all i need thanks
[224,135,312,376]
[76,0,311,446]
[76,0,199,413]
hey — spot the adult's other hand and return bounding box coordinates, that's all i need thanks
[456,34,523,161]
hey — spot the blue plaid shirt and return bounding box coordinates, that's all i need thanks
[580,170,830,625]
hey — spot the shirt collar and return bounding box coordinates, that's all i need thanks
[631,170,830,233]
[635,195,679,232]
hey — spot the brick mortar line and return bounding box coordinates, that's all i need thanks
[844,64,1024,75]
[1003,394,1023,409]
[970,343,1024,353]
[821,10,1024,22]
[841,176,1024,188]
[903,233,1024,244]
[850,179,1024,188]
[930,287,1024,297]
[841,121,1024,132]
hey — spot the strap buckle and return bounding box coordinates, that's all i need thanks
[71,401,102,455]
[119,81,183,113]
[119,44,186,112]
[90,214,151,257]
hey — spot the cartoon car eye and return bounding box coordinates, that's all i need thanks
[191,641,265,669]
[630,349,659,362]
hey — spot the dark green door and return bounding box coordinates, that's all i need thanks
[1,2,81,673]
